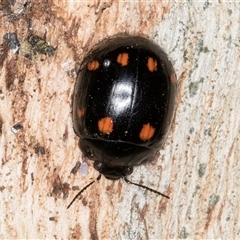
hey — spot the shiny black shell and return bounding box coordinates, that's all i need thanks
[73,36,177,179]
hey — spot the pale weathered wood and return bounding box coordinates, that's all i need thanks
[0,1,239,239]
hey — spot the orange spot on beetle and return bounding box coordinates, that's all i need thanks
[98,117,113,134]
[77,108,85,118]
[87,60,100,71]
[139,123,155,141]
[147,57,157,72]
[117,53,129,66]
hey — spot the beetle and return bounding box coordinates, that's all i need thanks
[68,35,177,208]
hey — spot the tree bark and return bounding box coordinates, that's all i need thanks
[0,1,239,239]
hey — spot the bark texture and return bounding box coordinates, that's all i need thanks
[0,1,239,239]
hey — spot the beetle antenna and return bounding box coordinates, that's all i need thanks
[124,177,170,199]
[67,174,101,209]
